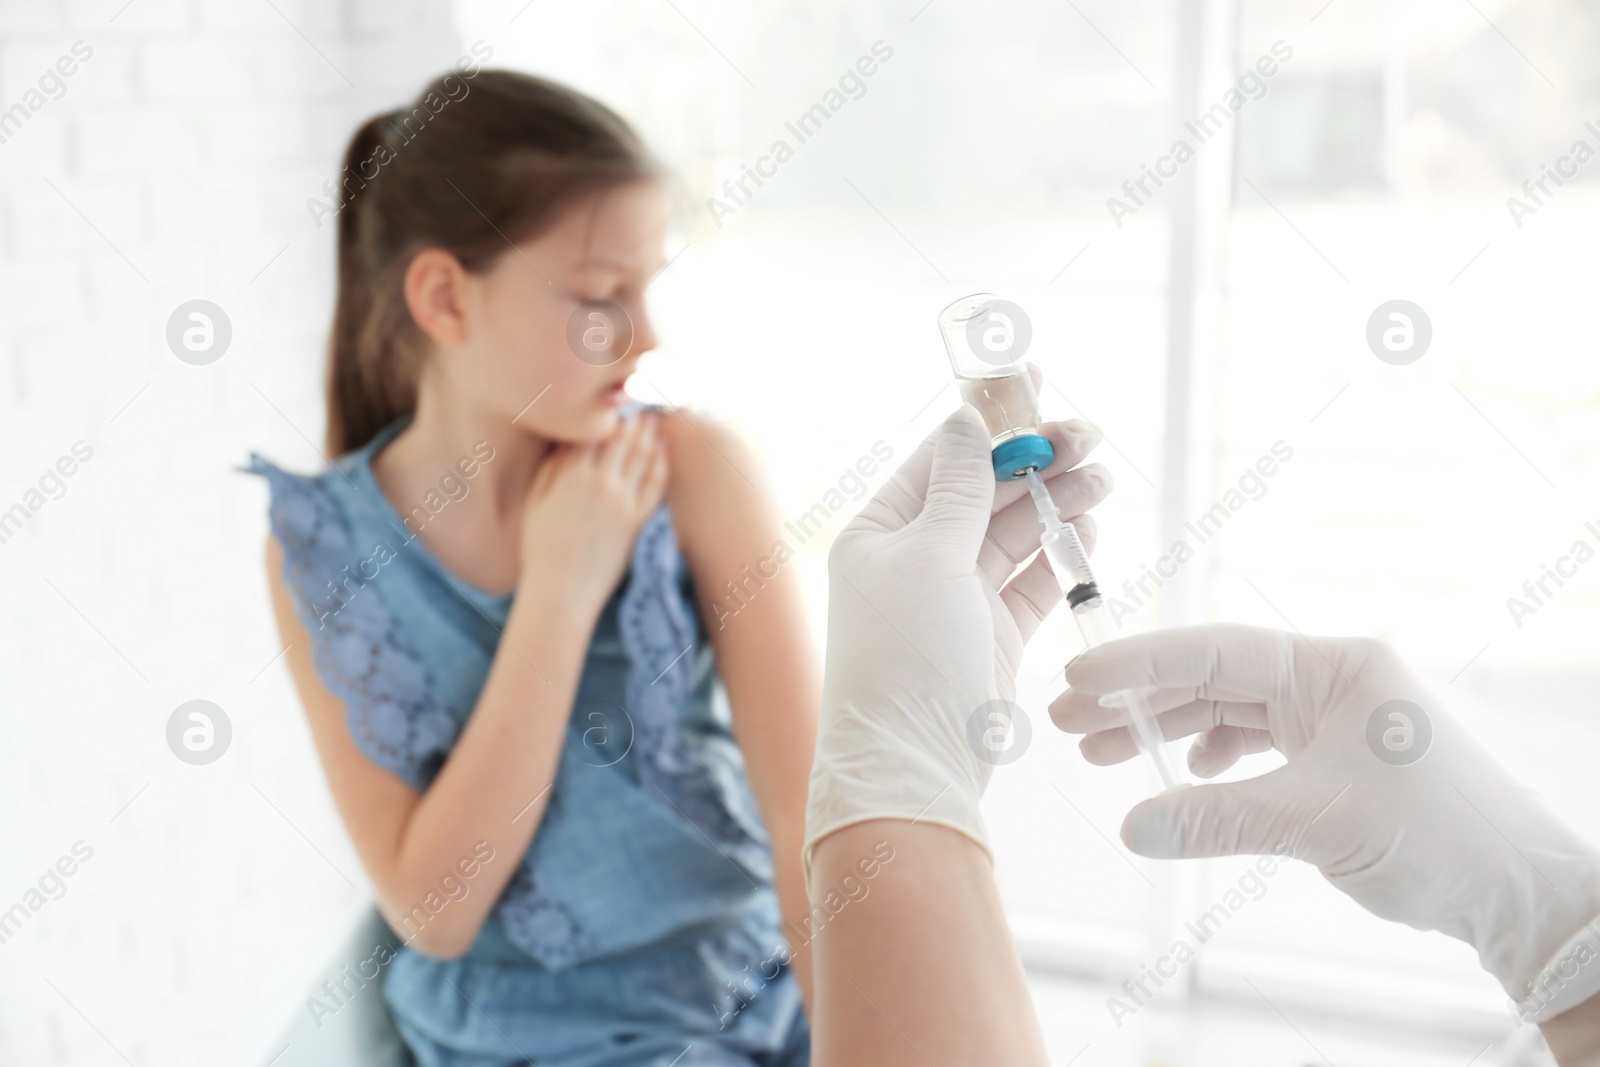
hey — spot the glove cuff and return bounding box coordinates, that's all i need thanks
[1509,915,1600,1025]
[803,800,992,884]
[802,695,993,882]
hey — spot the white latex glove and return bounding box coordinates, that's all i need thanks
[1053,623,1600,1023]
[803,399,1110,879]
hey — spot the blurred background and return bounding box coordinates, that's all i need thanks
[2,0,1598,1063]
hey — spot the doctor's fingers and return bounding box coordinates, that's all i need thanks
[978,466,1110,587]
[1050,680,1265,733]
[1079,716,1274,771]
[987,417,1107,514]
[997,549,1063,646]
[1186,724,1278,778]
[864,407,1100,533]
[848,406,989,535]
[1069,697,1268,761]
[1063,623,1301,701]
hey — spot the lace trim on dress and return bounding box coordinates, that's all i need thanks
[618,506,773,880]
[247,455,458,791]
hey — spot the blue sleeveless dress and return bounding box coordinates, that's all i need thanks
[247,401,809,1067]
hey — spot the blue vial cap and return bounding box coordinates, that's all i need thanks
[992,435,1055,481]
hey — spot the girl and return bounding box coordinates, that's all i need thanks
[250,70,816,1066]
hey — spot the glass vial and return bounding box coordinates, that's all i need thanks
[937,293,1054,480]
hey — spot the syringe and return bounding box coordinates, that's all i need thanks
[938,292,1180,792]
[1021,469,1179,790]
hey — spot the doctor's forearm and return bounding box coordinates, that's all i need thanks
[808,820,1048,1067]
[1543,994,1600,1065]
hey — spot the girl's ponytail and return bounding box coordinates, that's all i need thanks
[322,73,660,455]
[326,111,412,456]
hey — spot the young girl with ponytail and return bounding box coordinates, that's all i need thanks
[249,69,815,1066]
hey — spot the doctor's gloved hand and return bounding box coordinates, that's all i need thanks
[803,398,1110,877]
[1052,623,1600,1025]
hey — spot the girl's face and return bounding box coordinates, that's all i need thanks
[443,179,672,443]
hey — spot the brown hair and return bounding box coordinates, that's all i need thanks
[325,69,662,454]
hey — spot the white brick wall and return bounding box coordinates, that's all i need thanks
[0,3,464,1064]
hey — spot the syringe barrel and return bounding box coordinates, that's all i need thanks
[1071,594,1117,646]
[1039,525,1099,603]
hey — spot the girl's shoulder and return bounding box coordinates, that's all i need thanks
[243,418,400,560]
[651,404,764,515]
[242,450,368,568]
[242,436,403,643]
[649,405,779,603]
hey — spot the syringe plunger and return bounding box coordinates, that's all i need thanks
[1022,470,1180,792]
[1025,471,1100,607]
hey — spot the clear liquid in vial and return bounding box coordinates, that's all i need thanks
[957,372,1043,446]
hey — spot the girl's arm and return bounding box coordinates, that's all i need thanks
[266,539,592,959]
[663,411,821,1014]
[263,414,667,959]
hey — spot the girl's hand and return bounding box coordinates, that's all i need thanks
[518,409,669,615]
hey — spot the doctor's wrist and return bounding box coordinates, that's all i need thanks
[1540,989,1600,1066]
[1510,912,1600,1028]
